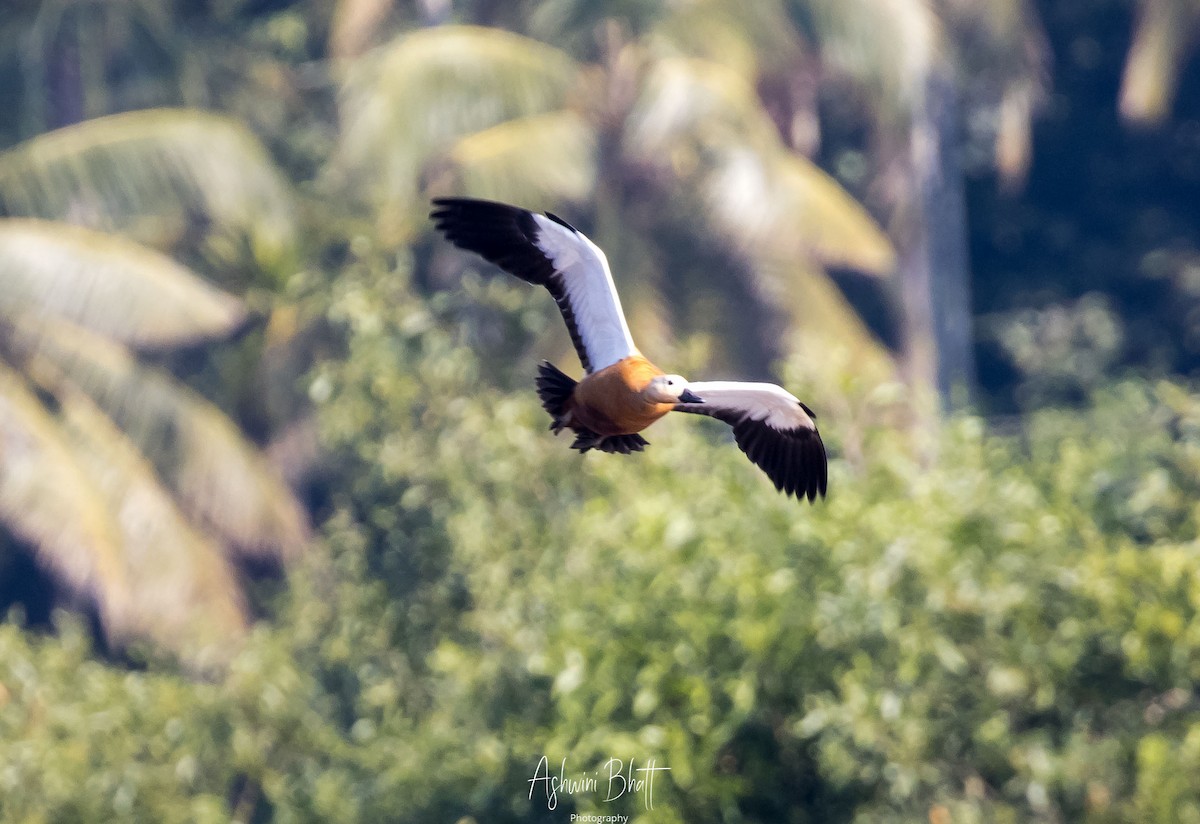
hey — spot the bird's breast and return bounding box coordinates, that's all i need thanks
[571,355,672,435]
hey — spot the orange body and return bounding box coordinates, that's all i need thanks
[568,355,675,435]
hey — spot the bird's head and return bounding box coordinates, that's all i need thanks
[645,374,704,404]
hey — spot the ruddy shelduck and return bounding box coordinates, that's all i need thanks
[430,197,828,502]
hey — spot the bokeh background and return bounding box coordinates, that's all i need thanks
[2,0,1200,821]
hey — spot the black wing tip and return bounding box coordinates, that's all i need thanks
[429,197,570,223]
[430,198,579,235]
[429,197,596,375]
[430,195,517,212]
[543,210,579,232]
[728,417,827,504]
[428,196,472,222]
[797,430,828,504]
[427,197,559,288]
[427,195,530,226]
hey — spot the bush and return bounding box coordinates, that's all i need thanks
[3,263,1200,822]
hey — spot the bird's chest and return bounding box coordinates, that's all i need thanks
[571,360,672,435]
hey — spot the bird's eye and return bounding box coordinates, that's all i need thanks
[666,379,674,386]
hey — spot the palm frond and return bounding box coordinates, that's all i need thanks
[0,109,297,272]
[0,359,130,631]
[626,58,894,276]
[1120,0,1200,124]
[2,320,309,563]
[54,383,248,666]
[0,219,246,349]
[330,0,398,58]
[624,57,782,160]
[938,0,1047,188]
[755,258,896,384]
[802,0,943,119]
[994,83,1037,187]
[445,111,597,205]
[527,0,667,46]
[334,25,580,239]
[704,150,895,275]
[647,0,800,79]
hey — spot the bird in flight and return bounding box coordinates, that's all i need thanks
[429,197,827,502]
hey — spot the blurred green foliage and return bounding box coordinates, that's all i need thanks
[6,256,1200,822]
[3,1,1200,821]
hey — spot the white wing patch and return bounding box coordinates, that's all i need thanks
[532,214,638,373]
[682,381,817,431]
[675,379,826,501]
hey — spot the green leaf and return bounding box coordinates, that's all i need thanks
[0,219,246,349]
[766,258,897,387]
[0,108,297,273]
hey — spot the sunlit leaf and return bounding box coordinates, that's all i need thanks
[767,258,896,384]
[3,320,309,562]
[55,383,248,667]
[330,0,397,58]
[803,0,942,119]
[626,57,894,276]
[0,219,246,349]
[994,84,1036,188]
[445,111,597,205]
[624,57,781,160]
[1119,0,1200,124]
[0,360,129,631]
[647,0,800,79]
[0,108,297,273]
[706,150,895,275]
[334,25,580,240]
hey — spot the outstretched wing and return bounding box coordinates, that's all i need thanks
[675,382,827,502]
[430,197,638,373]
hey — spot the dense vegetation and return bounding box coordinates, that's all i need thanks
[6,267,1200,821]
[2,0,1200,822]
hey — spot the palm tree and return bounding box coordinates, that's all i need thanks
[0,0,221,136]
[0,108,297,274]
[765,0,1047,408]
[329,21,898,390]
[0,110,308,668]
[325,0,1057,410]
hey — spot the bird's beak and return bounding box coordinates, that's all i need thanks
[679,388,704,404]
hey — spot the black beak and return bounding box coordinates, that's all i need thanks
[679,388,704,404]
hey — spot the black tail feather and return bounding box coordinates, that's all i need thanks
[535,361,649,455]
[535,361,576,429]
[569,431,650,454]
[596,433,650,454]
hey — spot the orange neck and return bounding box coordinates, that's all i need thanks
[614,353,664,391]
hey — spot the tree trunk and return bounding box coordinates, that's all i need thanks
[896,64,975,410]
